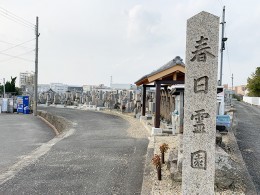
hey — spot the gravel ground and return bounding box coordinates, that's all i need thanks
[102,110,149,139]
[151,136,182,195]
[57,106,251,194]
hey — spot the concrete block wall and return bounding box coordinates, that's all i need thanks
[243,96,260,106]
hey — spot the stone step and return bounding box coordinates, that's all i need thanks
[162,129,173,134]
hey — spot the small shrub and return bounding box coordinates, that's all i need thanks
[152,154,161,169]
[159,143,169,153]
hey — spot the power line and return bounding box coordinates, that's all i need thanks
[0,8,35,30]
[0,13,35,29]
[0,6,35,27]
[0,39,34,50]
[215,0,223,19]
[0,6,34,25]
[0,50,34,63]
[216,0,223,8]
[0,40,14,45]
[225,42,232,77]
[0,12,35,30]
[0,38,35,53]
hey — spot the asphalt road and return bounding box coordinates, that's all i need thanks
[234,101,260,193]
[0,107,148,195]
[0,114,55,173]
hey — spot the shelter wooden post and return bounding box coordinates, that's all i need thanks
[134,56,186,135]
[142,85,146,116]
[179,91,184,133]
[154,81,161,128]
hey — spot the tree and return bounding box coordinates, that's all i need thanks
[247,67,260,97]
[0,77,22,96]
[0,85,2,95]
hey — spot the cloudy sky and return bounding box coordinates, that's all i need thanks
[0,0,259,87]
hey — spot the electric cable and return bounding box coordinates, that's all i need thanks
[0,38,35,53]
[0,49,34,63]
[0,6,35,27]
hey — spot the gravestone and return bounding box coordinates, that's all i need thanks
[85,96,90,104]
[182,11,219,195]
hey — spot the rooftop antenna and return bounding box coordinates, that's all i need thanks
[110,76,113,87]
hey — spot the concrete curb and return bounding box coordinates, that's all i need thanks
[140,122,154,195]
[37,110,72,134]
[37,115,60,136]
[228,110,257,194]
[141,147,154,195]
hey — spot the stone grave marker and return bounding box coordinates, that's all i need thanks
[182,11,219,195]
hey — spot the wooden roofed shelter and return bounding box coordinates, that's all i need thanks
[135,56,185,128]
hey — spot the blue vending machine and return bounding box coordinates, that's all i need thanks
[23,96,30,114]
[17,96,30,114]
[17,96,24,114]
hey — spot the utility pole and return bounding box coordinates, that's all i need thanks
[231,73,234,106]
[219,6,228,86]
[34,16,39,116]
[231,73,234,91]
[3,78,5,98]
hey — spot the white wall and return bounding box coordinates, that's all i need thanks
[243,96,260,106]
[50,83,68,93]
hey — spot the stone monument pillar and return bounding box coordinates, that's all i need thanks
[182,11,219,195]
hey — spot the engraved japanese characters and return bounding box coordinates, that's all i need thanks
[182,11,219,195]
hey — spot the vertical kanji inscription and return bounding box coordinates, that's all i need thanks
[191,36,215,62]
[191,150,207,170]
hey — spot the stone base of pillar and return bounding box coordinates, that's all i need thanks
[97,107,105,111]
[139,116,147,121]
[151,127,162,136]
[139,115,152,121]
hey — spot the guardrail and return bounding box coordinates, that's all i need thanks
[243,96,260,106]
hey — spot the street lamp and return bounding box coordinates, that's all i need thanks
[3,78,5,98]
[0,78,5,98]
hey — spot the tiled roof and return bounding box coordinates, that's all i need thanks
[135,56,185,84]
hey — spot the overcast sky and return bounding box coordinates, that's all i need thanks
[0,0,259,87]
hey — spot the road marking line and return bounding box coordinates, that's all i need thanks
[0,128,75,185]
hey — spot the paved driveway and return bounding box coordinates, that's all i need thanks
[234,101,260,192]
[0,107,148,195]
[0,114,55,173]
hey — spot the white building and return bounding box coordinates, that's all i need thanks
[50,83,68,94]
[38,84,50,93]
[20,71,34,87]
[83,84,110,92]
[83,85,94,92]
[110,83,136,90]
[19,71,35,93]
[68,85,83,93]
